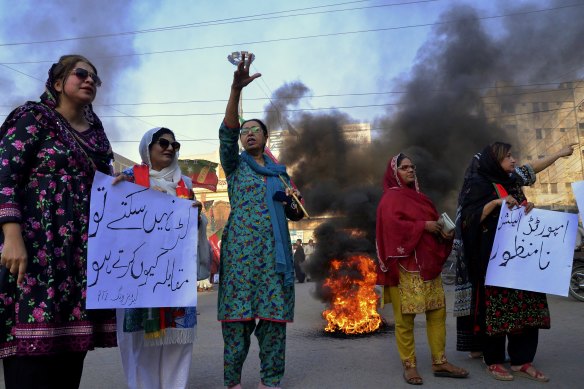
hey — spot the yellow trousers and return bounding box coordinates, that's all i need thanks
[388,286,447,368]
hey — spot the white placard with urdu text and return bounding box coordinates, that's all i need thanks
[86,171,198,308]
[485,202,577,296]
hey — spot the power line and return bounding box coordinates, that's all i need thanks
[0,0,438,47]
[2,2,582,65]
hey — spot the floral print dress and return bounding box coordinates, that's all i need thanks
[0,111,116,358]
[217,122,299,322]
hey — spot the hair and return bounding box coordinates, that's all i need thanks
[149,128,175,150]
[396,153,411,167]
[241,118,268,137]
[50,54,98,105]
[296,239,302,244]
[490,141,512,163]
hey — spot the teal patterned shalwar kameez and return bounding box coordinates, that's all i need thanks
[217,121,302,387]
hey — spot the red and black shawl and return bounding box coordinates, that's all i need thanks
[376,153,452,286]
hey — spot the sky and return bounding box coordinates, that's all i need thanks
[0,0,575,163]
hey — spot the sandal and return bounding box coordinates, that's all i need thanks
[487,364,514,381]
[432,362,469,378]
[403,367,423,385]
[511,363,549,382]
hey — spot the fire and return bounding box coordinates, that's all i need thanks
[322,255,381,334]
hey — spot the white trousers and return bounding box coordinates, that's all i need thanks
[116,309,194,389]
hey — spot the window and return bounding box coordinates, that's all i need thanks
[535,128,542,139]
[533,102,540,112]
[550,183,558,194]
[501,103,515,113]
[579,122,584,130]
[541,184,548,194]
[560,128,566,132]
[541,102,549,111]
[566,183,572,189]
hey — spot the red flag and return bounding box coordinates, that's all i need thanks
[179,159,219,192]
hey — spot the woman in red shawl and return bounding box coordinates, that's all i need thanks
[376,153,468,385]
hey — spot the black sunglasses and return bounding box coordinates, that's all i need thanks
[71,68,102,87]
[155,138,181,151]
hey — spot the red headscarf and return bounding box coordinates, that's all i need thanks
[376,153,452,286]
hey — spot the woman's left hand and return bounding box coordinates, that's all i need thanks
[285,188,301,204]
[524,201,535,214]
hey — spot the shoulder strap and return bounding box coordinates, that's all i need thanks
[493,183,509,198]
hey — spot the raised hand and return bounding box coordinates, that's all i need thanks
[231,53,261,90]
[558,142,578,158]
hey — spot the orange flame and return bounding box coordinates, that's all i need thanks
[322,255,381,334]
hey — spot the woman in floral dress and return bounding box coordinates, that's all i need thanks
[461,142,550,382]
[0,55,116,389]
[217,53,304,389]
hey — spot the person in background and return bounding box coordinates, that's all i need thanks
[113,127,210,389]
[460,142,551,382]
[376,153,468,385]
[293,239,306,283]
[0,54,116,389]
[303,239,315,281]
[454,142,576,359]
[217,53,304,389]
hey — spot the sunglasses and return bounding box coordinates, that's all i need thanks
[240,126,262,136]
[155,138,181,151]
[71,68,102,87]
[398,164,416,171]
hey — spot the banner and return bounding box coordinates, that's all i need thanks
[485,202,577,296]
[179,159,219,192]
[87,172,198,308]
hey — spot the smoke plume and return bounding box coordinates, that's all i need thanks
[272,0,584,302]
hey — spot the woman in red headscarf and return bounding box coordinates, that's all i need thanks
[376,153,468,385]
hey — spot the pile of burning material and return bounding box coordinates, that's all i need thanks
[322,254,382,334]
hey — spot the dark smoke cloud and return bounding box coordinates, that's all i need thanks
[0,2,146,136]
[272,0,584,302]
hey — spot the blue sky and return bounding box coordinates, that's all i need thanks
[0,0,555,162]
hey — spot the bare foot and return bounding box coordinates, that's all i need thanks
[228,384,242,389]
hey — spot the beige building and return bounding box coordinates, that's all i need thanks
[483,81,584,211]
[113,152,137,174]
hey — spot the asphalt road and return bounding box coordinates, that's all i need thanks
[1,282,582,388]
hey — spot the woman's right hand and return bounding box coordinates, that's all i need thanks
[231,53,261,90]
[499,195,518,208]
[425,221,441,234]
[0,223,27,284]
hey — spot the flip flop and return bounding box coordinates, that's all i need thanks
[433,364,469,378]
[511,363,549,382]
[433,369,469,378]
[403,371,423,385]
